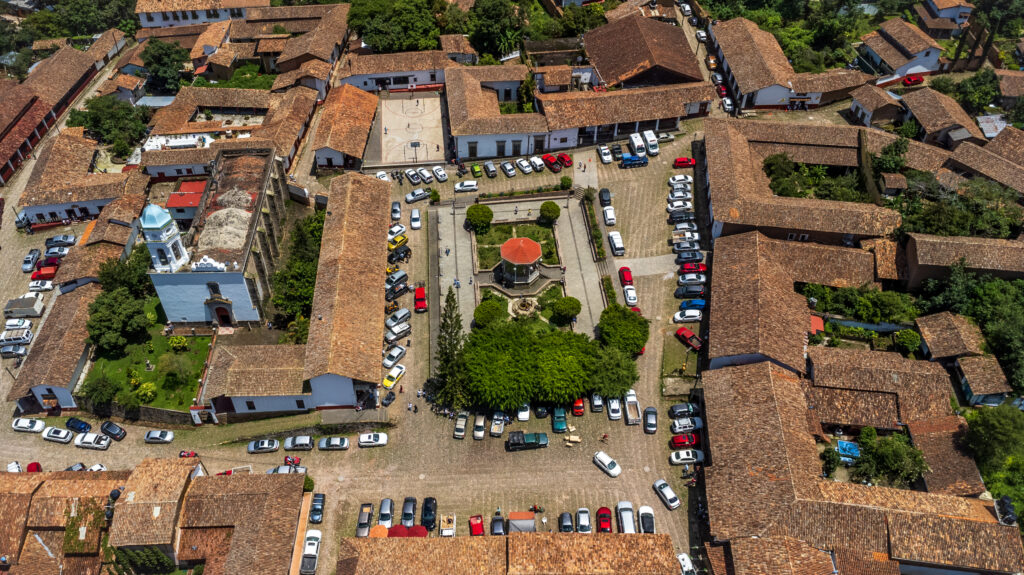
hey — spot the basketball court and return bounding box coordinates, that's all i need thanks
[367,91,446,166]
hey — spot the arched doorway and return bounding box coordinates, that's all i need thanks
[214,306,232,326]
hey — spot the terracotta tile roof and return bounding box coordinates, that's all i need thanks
[337,537,505,574]
[116,40,149,70]
[860,129,952,172]
[915,312,984,359]
[765,240,877,287]
[707,232,811,374]
[584,14,702,86]
[901,87,984,140]
[534,65,571,86]
[27,473,129,528]
[149,86,273,135]
[177,527,231,574]
[728,535,835,575]
[500,237,542,265]
[246,4,334,21]
[53,241,124,285]
[0,475,47,565]
[880,172,906,189]
[957,354,1012,395]
[7,284,102,401]
[833,548,900,575]
[135,24,208,50]
[807,385,900,429]
[204,344,306,397]
[860,31,911,69]
[807,347,953,424]
[0,86,49,169]
[277,3,349,66]
[86,29,126,62]
[179,474,304,574]
[861,238,902,280]
[703,543,731,575]
[191,19,231,59]
[931,0,974,9]
[22,46,96,107]
[256,37,288,53]
[311,84,377,159]
[32,37,69,51]
[905,415,985,496]
[440,34,476,55]
[254,85,317,158]
[135,0,269,15]
[108,458,198,547]
[206,42,256,67]
[446,66,548,136]
[850,84,901,112]
[339,50,455,79]
[304,174,391,384]
[789,69,871,94]
[887,512,1024,572]
[537,82,714,131]
[230,18,319,40]
[271,58,332,91]
[913,3,958,31]
[948,141,1024,192]
[907,233,1024,274]
[983,125,1024,165]
[878,17,941,56]
[711,18,794,93]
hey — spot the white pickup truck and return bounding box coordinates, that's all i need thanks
[624,389,641,426]
[299,529,321,575]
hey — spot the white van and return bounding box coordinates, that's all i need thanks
[0,329,33,346]
[628,133,646,157]
[643,130,659,156]
[616,501,636,533]
[608,231,625,256]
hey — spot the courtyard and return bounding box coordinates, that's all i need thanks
[363,91,447,167]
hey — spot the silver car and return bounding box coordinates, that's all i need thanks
[247,439,280,454]
[284,436,313,451]
[576,508,592,533]
[654,479,681,510]
[318,436,350,451]
[378,498,394,528]
[607,398,622,420]
[383,345,406,368]
[501,161,516,177]
[144,430,175,444]
[416,167,433,184]
[42,426,73,443]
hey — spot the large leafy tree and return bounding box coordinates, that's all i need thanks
[469,0,522,58]
[272,211,326,322]
[98,245,156,299]
[596,304,650,356]
[86,287,152,357]
[141,39,189,95]
[68,96,153,152]
[590,347,638,399]
[348,0,439,52]
[955,68,1001,115]
[850,427,930,488]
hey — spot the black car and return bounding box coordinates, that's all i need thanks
[535,405,550,419]
[385,283,409,302]
[674,285,706,298]
[610,144,623,160]
[381,391,396,407]
[310,493,325,524]
[65,417,91,433]
[65,462,86,471]
[669,403,700,418]
[688,15,699,26]
[599,188,612,207]
[558,512,574,533]
[643,407,658,434]
[668,211,696,223]
[421,497,437,530]
[100,421,126,441]
[675,251,704,264]
[490,514,506,536]
[388,245,411,264]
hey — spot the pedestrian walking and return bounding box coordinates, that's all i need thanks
[414,405,418,413]
[445,247,450,256]
[514,206,519,215]
[399,385,404,394]
[407,402,413,411]
[384,127,388,134]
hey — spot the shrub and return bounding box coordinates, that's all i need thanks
[136,382,157,403]
[821,447,841,477]
[894,329,922,355]
[429,189,440,204]
[808,332,825,346]
[559,175,573,190]
[473,298,507,328]
[304,475,315,492]
[551,296,582,324]
[583,199,605,259]
[465,204,493,233]
[168,336,188,352]
[601,276,617,304]
[539,201,560,226]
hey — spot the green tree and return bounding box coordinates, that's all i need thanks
[473,298,507,328]
[54,0,101,36]
[98,245,155,299]
[68,96,154,148]
[465,204,493,233]
[539,201,560,226]
[86,287,152,357]
[597,304,650,356]
[763,153,795,180]
[895,119,920,140]
[893,329,922,355]
[851,427,930,487]
[79,370,120,408]
[929,76,956,95]
[304,475,315,492]
[469,0,521,57]
[273,24,288,34]
[158,353,194,389]
[872,136,908,174]
[954,68,1000,115]
[550,296,581,325]
[438,3,470,33]
[589,346,638,399]
[141,39,189,94]
[821,447,841,477]
[272,211,326,322]
[434,287,469,409]
[354,0,440,52]
[279,314,311,344]
[966,404,1024,469]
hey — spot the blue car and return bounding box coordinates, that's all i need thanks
[552,407,568,433]
[65,417,91,433]
[679,299,707,310]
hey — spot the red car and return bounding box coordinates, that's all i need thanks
[469,515,485,536]
[216,469,234,476]
[541,154,562,172]
[26,462,42,472]
[414,286,427,312]
[618,266,633,286]
[556,153,573,167]
[902,74,924,86]
[630,307,642,316]
[36,256,60,270]
[572,398,585,416]
[32,266,57,281]
[670,434,699,448]
[673,157,696,168]
[676,327,704,351]
[716,85,727,97]
[680,263,707,273]
[596,507,612,533]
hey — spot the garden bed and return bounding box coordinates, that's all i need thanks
[475,222,560,269]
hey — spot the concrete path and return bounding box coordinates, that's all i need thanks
[435,205,477,332]
[555,203,603,337]
[572,148,599,190]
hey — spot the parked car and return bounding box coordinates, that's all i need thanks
[357,503,374,537]
[358,433,388,447]
[490,513,506,535]
[28,280,53,292]
[43,426,74,444]
[638,506,656,534]
[696,30,708,42]
[679,299,707,311]
[469,514,485,536]
[610,144,623,160]
[654,479,682,510]
[670,417,704,433]
[401,497,417,528]
[541,154,561,172]
[670,433,699,448]
[87,464,108,472]
[45,234,76,248]
[378,498,394,528]
[674,285,705,298]
[680,262,706,273]
[382,364,406,389]
[623,286,638,306]
[674,157,696,168]
[515,158,533,174]
[599,188,612,206]
[711,72,723,85]
[618,266,633,286]
[576,508,592,533]
[559,512,574,532]
[903,74,924,86]
[11,418,44,433]
[666,200,693,213]
[74,432,111,450]
[706,54,718,70]
[669,403,700,418]
[678,273,706,285]
[388,235,409,252]
[501,161,516,177]
[673,310,703,323]
[100,421,126,441]
[556,152,573,167]
[670,449,706,465]
[414,286,427,312]
[22,249,40,273]
[517,404,530,421]
[432,165,448,182]
[490,411,506,437]
[572,398,585,416]
[65,462,86,471]
[388,245,411,264]
[596,507,612,533]
[404,169,421,184]
[616,501,636,533]
[483,161,497,178]
[284,436,314,451]
[309,493,325,524]
[375,171,390,182]
[318,436,350,450]
[643,407,658,434]
[593,450,622,477]
[410,209,422,230]
[667,189,692,202]
[472,414,486,440]
[32,267,57,281]
[405,188,429,203]
[722,97,735,113]
[416,167,433,184]
[472,164,484,177]
[0,345,28,358]
[552,407,567,433]
[391,201,402,220]
[247,439,280,453]
[454,411,469,439]
[383,345,406,368]
[44,247,69,258]
[591,393,604,412]
[5,319,30,330]
[26,462,42,472]
[602,206,616,225]
[386,308,411,329]
[454,180,479,193]
[669,174,694,187]
[36,256,60,269]
[381,391,396,407]
[598,145,612,164]
[608,398,622,420]
[385,283,408,302]
[675,251,704,264]
[669,211,696,224]
[422,497,437,530]
[676,326,704,351]
[716,84,728,98]
[529,156,545,172]
[65,417,91,433]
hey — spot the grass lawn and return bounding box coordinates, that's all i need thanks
[661,332,698,378]
[537,284,563,321]
[478,246,501,270]
[476,223,560,269]
[84,298,210,411]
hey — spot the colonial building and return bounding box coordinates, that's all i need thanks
[135,0,270,29]
[900,87,986,149]
[859,18,943,85]
[584,14,703,87]
[849,84,903,126]
[312,84,379,170]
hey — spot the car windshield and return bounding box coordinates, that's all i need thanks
[606,460,617,469]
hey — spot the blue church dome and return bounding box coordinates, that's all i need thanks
[140,203,173,229]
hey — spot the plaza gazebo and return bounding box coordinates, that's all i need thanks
[500,237,542,285]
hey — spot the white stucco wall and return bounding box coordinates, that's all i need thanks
[340,69,446,92]
[454,133,542,160]
[19,198,115,223]
[545,128,579,151]
[310,373,358,407]
[928,0,972,24]
[138,8,248,28]
[315,148,345,167]
[751,84,797,107]
[150,271,260,323]
[144,163,211,178]
[849,99,872,125]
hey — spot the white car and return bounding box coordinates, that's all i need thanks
[603,206,616,225]
[144,430,174,444]
[607,398,622,420]
[515,158,533,174]
[576,507,592,533]
[42,426,73,443]
[74,432,111,451]
[11,418,44,433]
[387,224,406,241]
[678,273,706,285]
[383,345,406,368]
[674,222,698,232]
[416,167,433,184]
[623,286,638,306]
[5,319,31,330]
[638,506,655,534]
[358,432,388,447]
[28,281,53,292]
[696,30,708,43]
[671,181,692,192]
[284,436,314,451]
[667,201,693,213]
[598,145,612,164]
[654,479,681,510]
[678,553,698,575]
[501,161,516,177]
[670,449,706,465]
[375,171,391,182]
[667,190,692,202]
[517,404,530,422]
[432,165,448,182]
[676,231,701,242]
[669,175,694,187]
[405,188,429,203]
[86,463,107,472]
[722,97,735,113]
[383,364,405,389]
[529,156,545,172]
[673,310,703,323]
[44,246,69,258]
[410,209,422,230]
[472,414,486,440]
[670,417,704,433]
[404,168,421,184]
[454,180,478,193]
[268,465,307,474]
[593,451,622,477]
[302,530,322,573]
